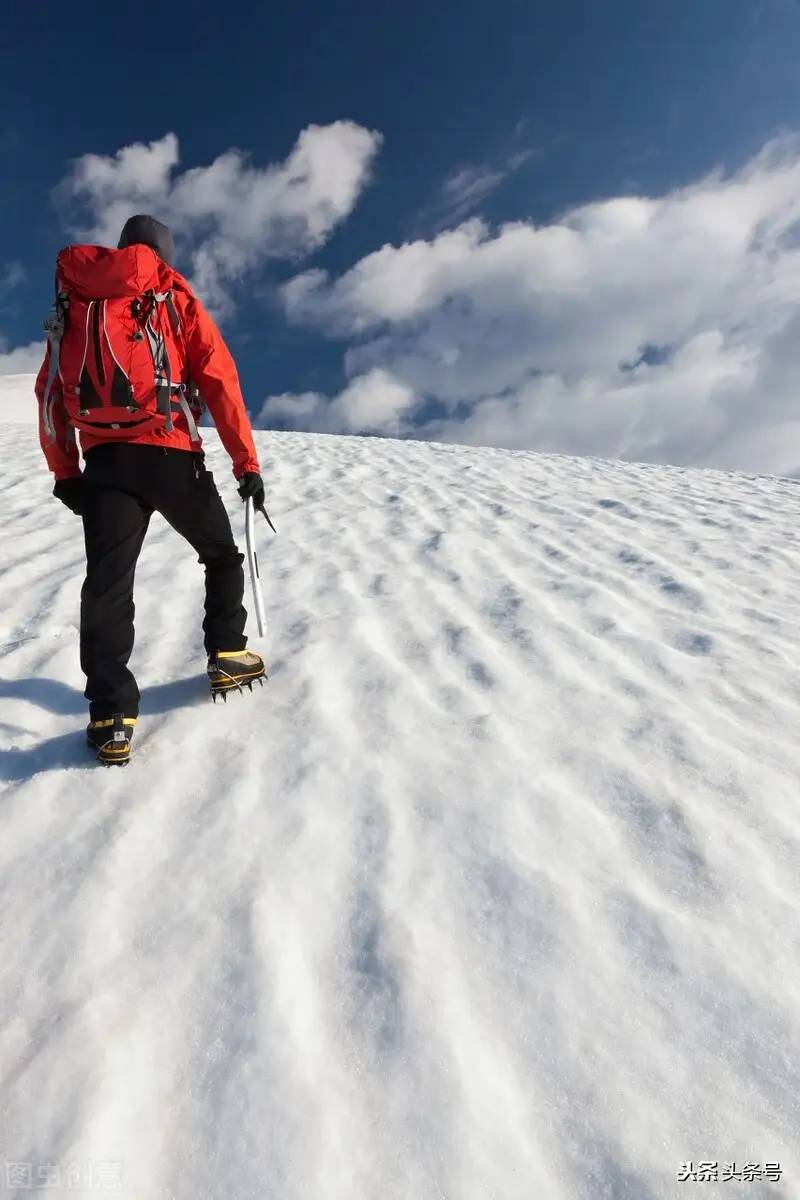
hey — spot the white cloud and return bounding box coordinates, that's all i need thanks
[260,391,327,423]
[58,122,382,316]
[0,265,37,381]
[0,341,43,375]
[277,135,800,475]
[257,368,416,436]
[0,372,39,422]
[411,146,538,235]
[438,164,506,226]
[0,262,26,296]
[331,369,416,434]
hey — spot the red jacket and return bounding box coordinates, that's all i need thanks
[36,252,260,481]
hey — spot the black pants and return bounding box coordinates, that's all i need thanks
[80,443,247,720]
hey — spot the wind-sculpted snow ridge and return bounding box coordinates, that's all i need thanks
[0,425,798,1200]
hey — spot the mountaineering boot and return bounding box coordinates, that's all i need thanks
[207,649,267,700]
[86,712,136,766]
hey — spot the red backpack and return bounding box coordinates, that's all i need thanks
[40,244,202,446]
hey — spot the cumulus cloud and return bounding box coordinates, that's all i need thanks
[0,263,38,379]
[0,372,40,422]
[278,135,800,475]
[257,368,416,436]
[0,340,43,375]
[58,122,382,316]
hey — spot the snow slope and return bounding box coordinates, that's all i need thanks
[1,424,799,1200]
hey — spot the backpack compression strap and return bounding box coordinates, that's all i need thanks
[164,293,204,443]
[141,291,201,444]
[40,279,70,444]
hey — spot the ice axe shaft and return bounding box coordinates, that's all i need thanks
[245,497,267,637]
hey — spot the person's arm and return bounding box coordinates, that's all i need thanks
[182,297,260,479]
[35,349,81,480]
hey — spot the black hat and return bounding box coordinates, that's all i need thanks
[118,214,175,266]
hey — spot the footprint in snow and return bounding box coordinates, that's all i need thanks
[597,498,639,519]
[672,630,714,656]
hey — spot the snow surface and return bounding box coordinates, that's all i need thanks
[1,423,799,1200]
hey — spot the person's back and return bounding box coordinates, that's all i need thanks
[36,214,272,765]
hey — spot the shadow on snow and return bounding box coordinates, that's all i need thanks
[0,673,208,781]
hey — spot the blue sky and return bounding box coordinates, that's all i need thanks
[3,0,800,474]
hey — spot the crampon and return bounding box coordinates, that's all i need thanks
[86,713,136,766]
[207,649,267,702]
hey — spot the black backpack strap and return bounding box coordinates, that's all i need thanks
[164,293,181,335]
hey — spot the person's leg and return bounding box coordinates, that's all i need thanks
[154,452,248,656]
[80,483,152,719]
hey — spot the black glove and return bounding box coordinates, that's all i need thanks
[237,471,265,508]
[237,472,276,532]
[53,476,84,516]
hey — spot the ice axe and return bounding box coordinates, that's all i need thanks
[245,496,272,637]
